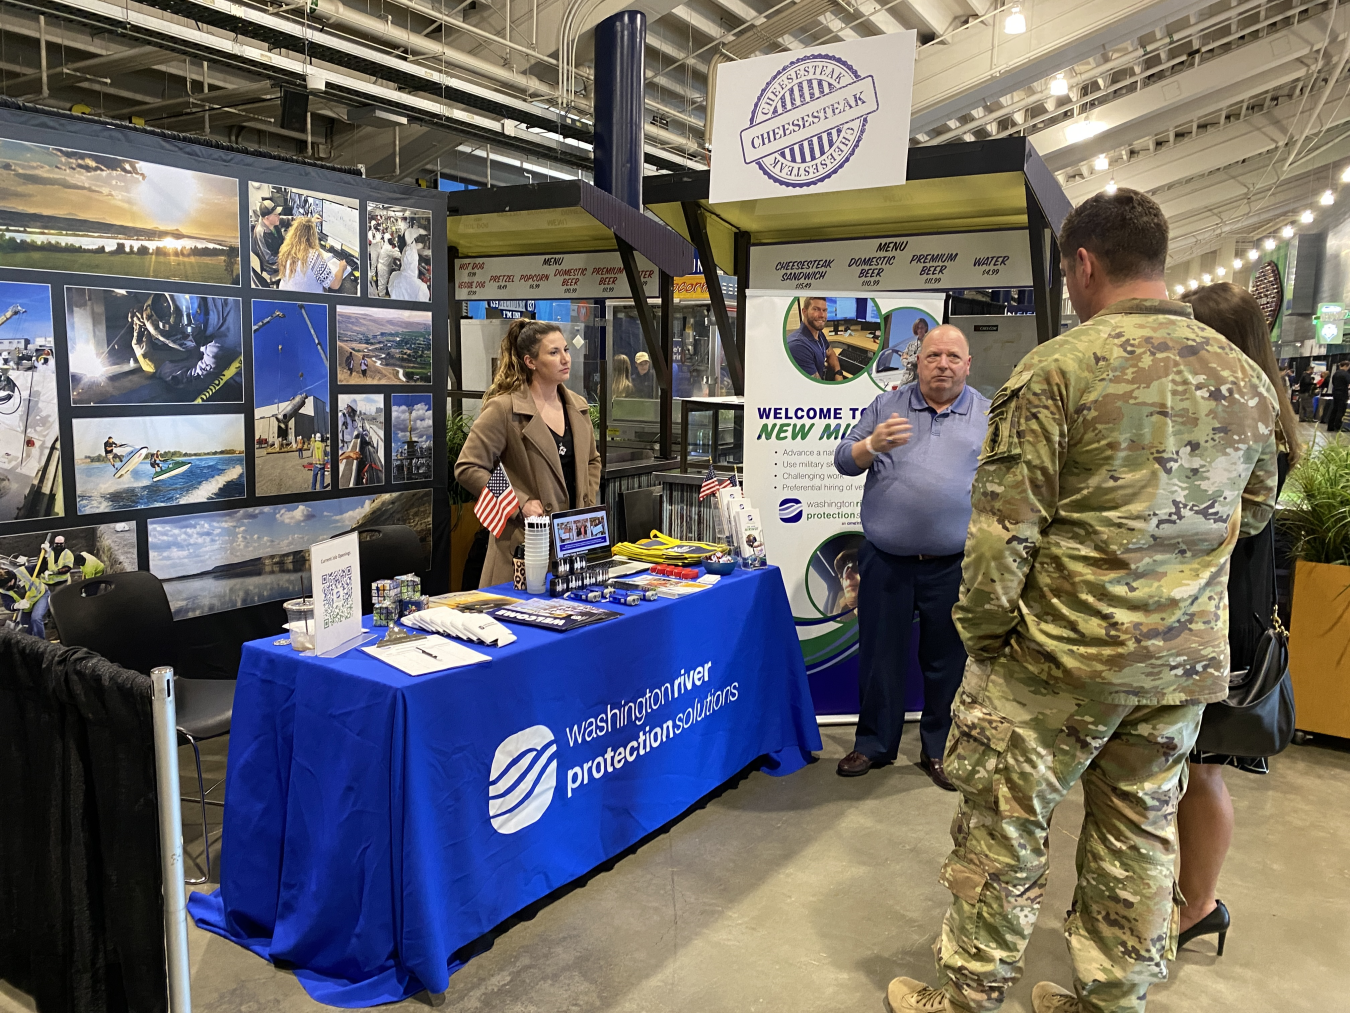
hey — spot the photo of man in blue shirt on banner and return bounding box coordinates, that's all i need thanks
[786,296,842,381]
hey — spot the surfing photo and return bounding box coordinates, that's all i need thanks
[66,287,243,405]
[72,414,245,514]
[252,299,331,496]
[148,489,432,619]
[337,305,432,384]
[248,182,360,295]
[0,280,61,522]
[390,393,432,483]
[367,202,432,302]
[337,394,385,489]
[0,138,240,284]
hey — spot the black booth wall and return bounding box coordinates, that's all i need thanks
[0,106,451,665]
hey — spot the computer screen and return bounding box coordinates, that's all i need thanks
[551,506,610,558]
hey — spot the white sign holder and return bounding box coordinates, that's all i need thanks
[310,531,374,657]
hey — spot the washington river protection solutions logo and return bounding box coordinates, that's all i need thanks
[488,725,558,834]
[739,53,879,189]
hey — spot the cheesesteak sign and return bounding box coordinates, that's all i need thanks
[455,251,659,301]
[711,33,916,204]
[749,230,1033,292]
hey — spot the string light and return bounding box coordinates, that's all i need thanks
[1004,5,1026,34]
[1174,284,1186,295]
[1105,179,1118,194]
[1248,249,1260,261]
[1217,266,1227,278]
[1051,74,1069,96]
[1323,190,1336,206]
[1233,258,1244,270]
[1282,225,1295,239]
[1202,273,1212,284]
[1093,154,1109,171]
[1263,237,1277,250]
[1188,279,1198,289]
[1302,209,1315,223]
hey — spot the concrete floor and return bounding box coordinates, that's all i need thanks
[5,724,1343,1013]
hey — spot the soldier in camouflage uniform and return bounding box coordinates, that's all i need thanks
[885,190,1280,1013]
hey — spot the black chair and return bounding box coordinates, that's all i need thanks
[48,571,234,884]
[338,525,427,613]
[621,487,663,543]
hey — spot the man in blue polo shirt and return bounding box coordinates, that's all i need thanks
[832,323,988,788]
[787,296,842,380]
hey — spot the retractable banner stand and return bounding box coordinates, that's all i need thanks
[744,291,943,715]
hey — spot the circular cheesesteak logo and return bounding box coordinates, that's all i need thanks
[740,53,879,189]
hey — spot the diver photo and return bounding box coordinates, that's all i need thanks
[0,137,240,284]
[336,394,385,489]
[390,393,432,483]
[337,305,432,384]
[65,286,243,405]
[252,299,332,496]
[0,280,60,522]
[368,202,432,301]
[72,414,245,514]
[248,182,360,294]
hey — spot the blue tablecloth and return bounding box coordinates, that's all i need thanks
[188,566,821,1006]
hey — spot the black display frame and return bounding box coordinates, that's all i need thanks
[0,105,450,614]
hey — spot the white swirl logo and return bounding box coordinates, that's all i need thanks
[488,725,558,834]
[740,53,878,189]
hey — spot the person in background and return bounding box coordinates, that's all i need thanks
[611,354,635,399]
[832,324,986,788]
[360,356,369,380]
[1326,360,1350,432]
[277,217,348,293]
[1297,366,1316,421]
[345,350,355,378]
[1176,282,1300,958]
[311,435,327,491]
[788,296,842,381]
[1,559,49,639]
[456,319,601,587]
[631,351,657,397]
[251,198,292,284]
[884,190,1279,1013]
[375,235,398,297]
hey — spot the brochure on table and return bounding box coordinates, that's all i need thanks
[742,292,944,715]
[311,531,365,656]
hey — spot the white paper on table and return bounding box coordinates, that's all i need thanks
[311,531,363,656]
[361,633,491,676]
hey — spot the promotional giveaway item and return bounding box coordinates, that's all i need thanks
[743,293,944,711]
[430,590,523,613]
[402,607,517,646]
[309,532,370,656]
[524,516,550,594]
[709,32,916,204]
[489,597,620,631]
[611,531,723,565]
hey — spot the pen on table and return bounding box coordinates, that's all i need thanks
[416,646,439,660]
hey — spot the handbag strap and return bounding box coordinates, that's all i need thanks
[1266,519,1287,640]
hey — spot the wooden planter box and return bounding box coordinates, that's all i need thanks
[1289,559,1350,738]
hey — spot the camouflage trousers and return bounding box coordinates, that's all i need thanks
[933,658,1202,1013]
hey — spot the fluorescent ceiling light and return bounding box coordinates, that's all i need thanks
[1064,121,1108,144]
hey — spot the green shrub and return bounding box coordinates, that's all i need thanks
[1282,440,1350,565]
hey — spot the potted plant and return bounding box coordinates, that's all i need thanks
[1281,440,1350,738]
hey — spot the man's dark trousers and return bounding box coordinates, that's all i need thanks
[1330,395,1349,432]
[853,540,967,762]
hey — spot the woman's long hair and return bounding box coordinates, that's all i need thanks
[484,319,563,401]
[612,353,634,399]
[276,217,320,282]
[1183,282,1301,466]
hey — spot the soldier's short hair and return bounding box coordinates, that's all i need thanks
[1058,189,1168,281]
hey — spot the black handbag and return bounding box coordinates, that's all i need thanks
[1194,525,1297,758]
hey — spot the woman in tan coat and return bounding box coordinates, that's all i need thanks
[455,319,602,587]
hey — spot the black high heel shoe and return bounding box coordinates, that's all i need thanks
[1178,899,1230,955]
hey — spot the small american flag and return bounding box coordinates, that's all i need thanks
[699,464,729,501]
[475,462,520,537]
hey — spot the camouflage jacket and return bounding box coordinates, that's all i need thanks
[953,298,1280,705]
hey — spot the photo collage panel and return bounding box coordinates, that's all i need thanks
[0,126,441,531]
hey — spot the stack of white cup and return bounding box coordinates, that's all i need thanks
[524,516,550,594]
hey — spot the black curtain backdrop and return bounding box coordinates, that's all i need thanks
[0,628,166,1013]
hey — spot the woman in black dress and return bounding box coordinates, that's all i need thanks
[1176,282,1301,952]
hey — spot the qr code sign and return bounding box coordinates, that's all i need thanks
[321,564,355,629]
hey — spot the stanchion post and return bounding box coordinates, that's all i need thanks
[151,667,192,1013]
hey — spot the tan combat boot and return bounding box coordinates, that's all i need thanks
[1031,981,1081,1012]
[885,977,957,1012]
